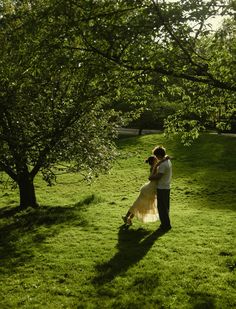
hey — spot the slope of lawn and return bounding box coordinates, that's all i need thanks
[0,133,235,309]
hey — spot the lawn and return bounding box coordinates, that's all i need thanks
[0,133,235,308]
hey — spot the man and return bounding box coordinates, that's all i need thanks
[149,145,172,231]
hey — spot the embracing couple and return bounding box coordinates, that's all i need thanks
[122,145,172,232]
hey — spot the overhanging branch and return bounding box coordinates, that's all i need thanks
[76,39,236,92]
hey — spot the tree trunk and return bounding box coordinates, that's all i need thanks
[138,128,143,135]
[18,172,38,209]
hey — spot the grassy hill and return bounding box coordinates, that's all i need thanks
[0,133,235,308]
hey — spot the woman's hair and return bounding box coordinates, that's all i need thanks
[145,155,156,165]
[152,145,166,158]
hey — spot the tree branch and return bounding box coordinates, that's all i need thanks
[77,38,236,92]
[0,161,17,181]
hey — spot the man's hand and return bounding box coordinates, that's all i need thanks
[149,173,163,181]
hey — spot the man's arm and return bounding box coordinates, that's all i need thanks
[149,172,164,181]
[149,157,168,180]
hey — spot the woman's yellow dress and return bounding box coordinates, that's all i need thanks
[129,177,159,223]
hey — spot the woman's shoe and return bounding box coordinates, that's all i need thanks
[126,218,132,226]
[122,215,127,224]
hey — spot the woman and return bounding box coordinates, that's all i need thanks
[122,155,160,226]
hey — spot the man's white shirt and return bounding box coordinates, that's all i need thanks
[157,160,172,189]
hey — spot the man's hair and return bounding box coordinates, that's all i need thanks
[152,146,166,158]
[145,155,156,165]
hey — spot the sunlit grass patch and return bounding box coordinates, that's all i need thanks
[0,133,235,308]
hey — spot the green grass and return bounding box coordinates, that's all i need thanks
[0,133,235,309]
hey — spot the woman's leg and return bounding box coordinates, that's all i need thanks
[122,211,134,224]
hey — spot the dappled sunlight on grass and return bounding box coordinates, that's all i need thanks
[0,133,235,308]
[0,204,88,272]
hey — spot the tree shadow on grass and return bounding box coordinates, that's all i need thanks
[93,225,167,285]
[170,134,236,171]
[188,291,216,309]
[168,134,236,211]
[0,203,87,272]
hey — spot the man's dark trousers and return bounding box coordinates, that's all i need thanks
[157,189,171,228]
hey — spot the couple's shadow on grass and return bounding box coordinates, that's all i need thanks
[93,225,166,285]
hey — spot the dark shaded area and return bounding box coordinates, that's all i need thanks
[0,203,87,272]
[169,134,236,211]
[226,260,236,272]
[188,291,216,309]
[74,194,101,207]
[169,134,236,171]
[93,225,168,285]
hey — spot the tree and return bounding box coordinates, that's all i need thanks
[0,0,134,208]
[164,17,236,143]
[76,0,235,140]
[78,0,235,91]
[1,0,235,208]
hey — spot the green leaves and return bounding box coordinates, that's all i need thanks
[0,0,127,191]
[0,0,235,205]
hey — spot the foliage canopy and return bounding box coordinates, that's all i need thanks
[0,0,235,208]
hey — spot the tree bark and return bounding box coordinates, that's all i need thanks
[18,171,38,209]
